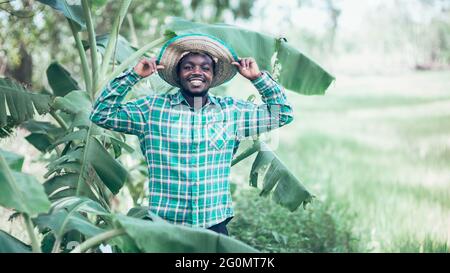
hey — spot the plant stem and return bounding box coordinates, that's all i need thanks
[99,0,132,79]
[49,110,68,131]
[76,125,93,196]
[51,238,61,253]
[81,0,99,97]
[70,228,126,253]
[231,141,260,166]
[23,214,41,253]
[127,14,139,47]
[68,19,92,93]
[95,36,170,95]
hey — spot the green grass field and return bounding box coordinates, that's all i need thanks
[228,70,450,252]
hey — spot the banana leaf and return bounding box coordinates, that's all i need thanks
[37,0,86,31]
[113,214,258,253]
[0,151,51,216]
[0,149,24,171]
[51,90,91,115]
[35,197,109,241]
[0,230,31,253]
[0,78,52,128]
[162,17,334,95]
[22,120,65,153]
[247,140,313,211]
[46,62,80,97]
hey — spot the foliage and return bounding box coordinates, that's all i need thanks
[163,17,334,95]
[229,188,362,253]
[232,140,314,211]
[0,78,52,128]
[0,0,334,253]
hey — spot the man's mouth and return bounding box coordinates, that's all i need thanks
[188,78,205,88]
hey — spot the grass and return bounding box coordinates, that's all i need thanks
[227,70,450,252]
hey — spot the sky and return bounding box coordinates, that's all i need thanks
[230,0,370,36]
[233,0,444,37]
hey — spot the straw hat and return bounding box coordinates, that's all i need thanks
[157,33,239,88]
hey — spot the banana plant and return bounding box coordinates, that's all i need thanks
[0,0,333,253]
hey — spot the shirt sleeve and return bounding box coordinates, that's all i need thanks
[89,68,148,136]
[234,71,294,139]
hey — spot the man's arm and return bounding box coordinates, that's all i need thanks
[231,58,294,139]
[89,58,164,136]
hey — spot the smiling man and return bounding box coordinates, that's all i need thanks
[90,34,294,235]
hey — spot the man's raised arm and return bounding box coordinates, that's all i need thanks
[89,58,164,136]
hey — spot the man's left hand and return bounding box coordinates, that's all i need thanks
[232,57,262,81]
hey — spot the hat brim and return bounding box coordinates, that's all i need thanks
[157,34,239,88]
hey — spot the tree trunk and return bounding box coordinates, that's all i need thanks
[7,43,33,86]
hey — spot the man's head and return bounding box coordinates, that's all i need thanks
[157,34,239,90]
[176,52,215,97]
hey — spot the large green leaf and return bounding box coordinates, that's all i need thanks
[43,173,78,198]
[114,214,258,253]
[0,78,52,128]
[51,90,91,115]
[25,134,52,153]
[51,90,92,130]
[48,129,87,150]
[42,147,98,202]
[37,0,86,31]
[22,120,63,135]
[162,17,334,95]
[0,149,24,171]
[98,130,135,158]
[51,196,109,215]
[0,151,51,216]
[46,62,80,97]
[36,210,104,238]
[35,197,109,245]
[85,136,128,194]
[44,161,81,178]
[0,230,31,253]
[35,197,108,238]
[46,148,83,172]
[43,131,128,200]
[247,141,313,211]
[22,120,65,153]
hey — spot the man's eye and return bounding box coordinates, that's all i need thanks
[202,66,210,71]
[184,66,192,70]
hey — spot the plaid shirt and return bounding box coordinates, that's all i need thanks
[90,68,293,228]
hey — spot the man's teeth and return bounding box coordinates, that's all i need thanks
[190,80,203,85]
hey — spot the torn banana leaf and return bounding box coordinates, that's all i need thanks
[162,17,334,95]
[249,140,314,211]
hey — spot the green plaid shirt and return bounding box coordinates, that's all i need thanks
[90,68,293,228]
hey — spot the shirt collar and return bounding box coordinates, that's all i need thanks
[170,89,220,107]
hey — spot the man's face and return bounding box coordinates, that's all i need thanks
[177,53,214,96]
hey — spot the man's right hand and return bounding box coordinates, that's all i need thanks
[133,57,165,78]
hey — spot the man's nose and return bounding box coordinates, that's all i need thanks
[192,66,202,74]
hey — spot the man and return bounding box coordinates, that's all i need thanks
[90,34,293,235]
